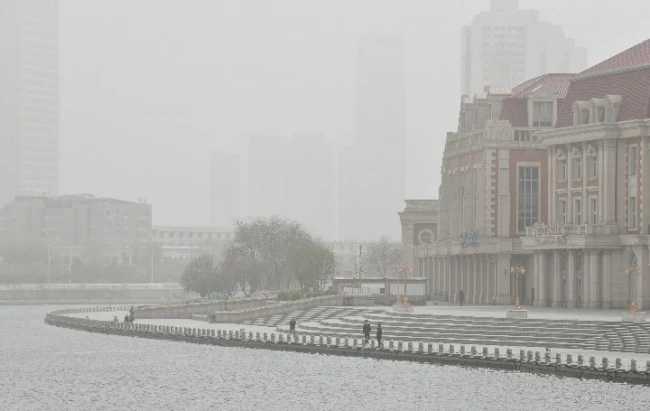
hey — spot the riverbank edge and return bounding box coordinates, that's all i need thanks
[44,311,650,386]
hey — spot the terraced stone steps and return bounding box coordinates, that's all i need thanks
[240,307,650,354]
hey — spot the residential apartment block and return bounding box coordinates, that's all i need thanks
[0,194,152,264]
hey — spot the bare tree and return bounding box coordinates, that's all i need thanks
[181,253,236,298]
[231,216,312,290]
[288,240,337,292]
[362,236,402,278]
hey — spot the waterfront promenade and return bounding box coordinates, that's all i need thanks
[48,305,650,385]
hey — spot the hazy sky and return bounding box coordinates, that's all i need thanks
[59,0,649,227]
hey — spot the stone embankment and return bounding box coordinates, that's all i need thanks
[45,306,650,386]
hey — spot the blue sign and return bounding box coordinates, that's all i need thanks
[460,231,478,247]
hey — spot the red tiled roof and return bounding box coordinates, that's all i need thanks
[578,39,650,78]
[510,73,573,98]
[556,69,650,127]
[499,74,572,126]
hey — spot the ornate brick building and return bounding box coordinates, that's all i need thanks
[404,39,650,310]
[403,73,573,304]
[522,39,650,310]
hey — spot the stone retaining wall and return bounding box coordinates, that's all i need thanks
[134,297,274,319]
[44,306,650,386]
[202,295,375,323]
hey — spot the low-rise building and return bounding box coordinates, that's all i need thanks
[154,226,233,262]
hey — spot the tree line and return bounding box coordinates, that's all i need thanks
[181,217,337,298]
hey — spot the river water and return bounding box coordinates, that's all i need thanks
[1,306,649,411]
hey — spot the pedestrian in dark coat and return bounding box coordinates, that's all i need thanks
[458,289,465,306]
[376,323,383,345]
[289,317,296,335]
[363,320,371,342]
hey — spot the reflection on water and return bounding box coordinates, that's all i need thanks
[1,306,649,411]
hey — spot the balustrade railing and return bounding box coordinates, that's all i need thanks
[525,222,613,243]
[404,199,439,211]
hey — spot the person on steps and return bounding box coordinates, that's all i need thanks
[289,317,296,335]
[458,289,465,307]
[376,323,383,346]
[363,320,371,343]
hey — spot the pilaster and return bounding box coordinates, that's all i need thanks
[538,251,548,307]
[601,251,612,309]
[588,250,601,309]
[552,250,562,307]
[567,251,576,308]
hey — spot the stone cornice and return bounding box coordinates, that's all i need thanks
[538,119,650,146]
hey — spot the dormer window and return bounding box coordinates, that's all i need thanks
[598,106,605,122]
[533,101,553,127]
[582,109,589,124]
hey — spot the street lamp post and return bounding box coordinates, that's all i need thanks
[510,263,526,310]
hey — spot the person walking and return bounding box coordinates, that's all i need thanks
[458,289,465,307]
[289,317,296,335]
[363,320,371,343]
[376,323,383,346]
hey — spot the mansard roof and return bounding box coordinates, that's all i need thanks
[510,73,573,99]
[556,40,650,128]
[577,39,650,79]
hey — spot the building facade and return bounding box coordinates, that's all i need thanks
[398,199,438,296]
[461,0,587,97]
[0,0,60,207]
[522,39,650,310]
[154,226,233,262]
[406,72,573,305]
[0,194,152,264]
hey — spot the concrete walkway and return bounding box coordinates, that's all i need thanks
[373,304,647,322]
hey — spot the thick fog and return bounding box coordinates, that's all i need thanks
[34,0,650,238]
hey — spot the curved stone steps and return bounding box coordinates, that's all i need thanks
[329,316,600,338]
[285,323,589,350]
[275,324,586,350]
[318,318,598,341]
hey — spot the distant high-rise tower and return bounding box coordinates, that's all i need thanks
[461,0,588,96]
[247,134,336,240]
[0,0,60,207]
[338,34,406,241]
[209,153,240,227]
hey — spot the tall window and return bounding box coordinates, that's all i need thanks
[559,199,567,224]
[574,198,582,224]
[574,157,582,179]
[559,159,567,180]
[533,101,553,127]
[629,145,638,176]
[590,198,598,224]
[517,166,539,232]
[629,197,637,229]
[590,157,598,178]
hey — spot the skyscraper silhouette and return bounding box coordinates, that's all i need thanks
[338,34,406,241]
[0,0,60,207]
